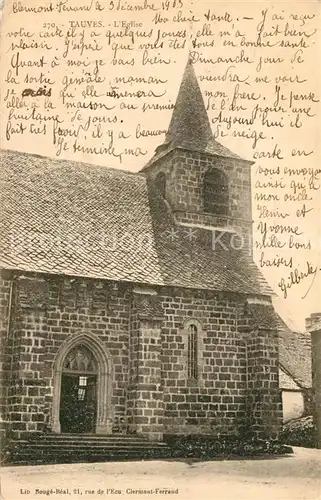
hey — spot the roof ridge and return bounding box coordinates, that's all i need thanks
[0,148,141,178]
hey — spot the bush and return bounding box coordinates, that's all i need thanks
[279,416,317,448]
[164,435,292,459]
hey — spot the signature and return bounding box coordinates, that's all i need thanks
[278,261,318,299]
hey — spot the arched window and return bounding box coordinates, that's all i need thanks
[188,323,198,379]
[155,172,166,198]
[63,344,98,374]
[203,168,229,215]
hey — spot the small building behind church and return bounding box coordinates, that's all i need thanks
[0,61,284,457]
[278,314,313,423]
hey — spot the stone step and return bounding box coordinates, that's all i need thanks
[12,441,167,450]
[39,433,145,439]
[11,450,156,455]
[9,434,170,465]
[28,438,167,447]
[10,452,167,465]
[36,435,157,442]
[10,449,169,465]
[15,443,166,450]
[36,437,159,442]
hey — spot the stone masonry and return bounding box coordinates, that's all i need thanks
[144,149,253,256]
[1,271,282,443]
[0,58,283,449]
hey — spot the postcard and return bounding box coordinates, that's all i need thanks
[0,1,320,499]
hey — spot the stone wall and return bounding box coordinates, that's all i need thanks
[239,302,283,439]
[0,271,13,445]
[126,289,164,441]
[171,149,252,221]
[158,287,248,436]
[5,274,131,441]
[306,313,321,332]
[144,149,253,254]
[145,149,251,220]
[2,271,282,442]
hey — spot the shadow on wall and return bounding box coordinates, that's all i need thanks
[282,391,305,423]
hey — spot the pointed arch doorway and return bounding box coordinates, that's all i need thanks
[51,332,113,435]
[60,345,98,433]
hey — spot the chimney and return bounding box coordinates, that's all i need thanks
[309,316,321,448]
[305,312,321,332]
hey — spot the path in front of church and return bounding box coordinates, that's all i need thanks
[1,447,320,500]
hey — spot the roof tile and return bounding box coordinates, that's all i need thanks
[1,148,272,296]
[277,314,312,388]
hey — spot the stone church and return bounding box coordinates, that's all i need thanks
[0,60,283,454]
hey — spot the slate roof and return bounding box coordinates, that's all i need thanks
[0,150,163,285]
[141,59,250,170]
[277,315,312,389]
[0,148,272,296]
[309,319,321,332]
[148,182,273,294]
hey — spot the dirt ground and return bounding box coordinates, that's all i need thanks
[1,447,320,500]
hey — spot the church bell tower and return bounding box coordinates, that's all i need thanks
[141,58,254,255]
